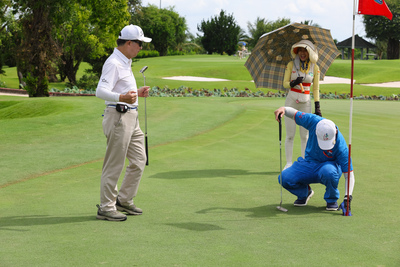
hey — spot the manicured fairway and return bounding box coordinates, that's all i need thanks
[2,56,400,97]
[0,95,399,266]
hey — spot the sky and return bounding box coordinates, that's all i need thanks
[141,0,368,43]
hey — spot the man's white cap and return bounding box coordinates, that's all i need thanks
[119,25,152,42]
[316,119,336,150]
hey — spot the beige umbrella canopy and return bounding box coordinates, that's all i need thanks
[245,23,340,91]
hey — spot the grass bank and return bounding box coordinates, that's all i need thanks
[0,95,399,266]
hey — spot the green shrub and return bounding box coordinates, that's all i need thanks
[136,50,160,58]
[148,86,285,98]
[76,74,99,91]
[49,86,95,95]
[167,50,185,56]
[0,79,6,88]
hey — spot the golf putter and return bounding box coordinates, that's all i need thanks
[140,66,149,166]
[277,114,288,212]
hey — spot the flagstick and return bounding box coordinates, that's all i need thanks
[346,0,357,216]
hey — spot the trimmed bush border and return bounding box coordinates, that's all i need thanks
[0,88,94,97]
[1,86,399,100]
[0,88,28,95]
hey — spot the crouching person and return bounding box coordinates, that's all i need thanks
[274,106,355,214]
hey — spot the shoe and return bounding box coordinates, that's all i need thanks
[326,202,339,211]
[294,188,314,206]
[96,204,127,221]
[283,163,292,170]
[116,198,143,215]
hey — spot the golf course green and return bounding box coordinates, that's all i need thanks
[0,55,399,266]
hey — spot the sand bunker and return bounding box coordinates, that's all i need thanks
[162,76,399,88]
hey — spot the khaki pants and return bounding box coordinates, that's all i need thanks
[100,107,146,211]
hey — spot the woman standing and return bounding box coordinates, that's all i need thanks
[282,40,321,170]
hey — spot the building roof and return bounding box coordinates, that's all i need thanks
[336,35,376,49]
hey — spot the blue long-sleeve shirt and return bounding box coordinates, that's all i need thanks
[293,110,353,173]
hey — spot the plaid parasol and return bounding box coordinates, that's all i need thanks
[245,23,340,91]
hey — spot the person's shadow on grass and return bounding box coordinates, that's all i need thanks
[149,169,278,179]
[196,204,341,219]
[0,215,94,231]
[165,205,339,232]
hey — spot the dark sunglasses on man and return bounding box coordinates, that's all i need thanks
[131,40,143,47]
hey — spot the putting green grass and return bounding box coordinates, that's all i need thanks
[0,96,399,266]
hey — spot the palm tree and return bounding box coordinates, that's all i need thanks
[301,20,321,27]
[247,17,291,49]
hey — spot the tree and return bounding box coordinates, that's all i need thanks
[127,0,142,16]
[198,10,241,55]
[374,39,388,59]
[132,4,187,56]
[0,0,11,75]
[10,0,130,96]
[300,20,320,27]
[238,28,250,44]
[0,10,22,82]
[247,17,290,49]
[54,1,129,85]
[363,1,400,59]
[12,0,62,97]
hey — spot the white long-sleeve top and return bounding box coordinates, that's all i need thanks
[96,48,138,108]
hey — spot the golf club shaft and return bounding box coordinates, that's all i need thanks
[140,66,149,166]
[279,116,284,207]
[279,115,282,142]
[276,115,287,212]
[145,96,148,166]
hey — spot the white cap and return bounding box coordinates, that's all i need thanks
[316,119,336,150]
[119,25,152,42]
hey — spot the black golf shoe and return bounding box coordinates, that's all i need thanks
[294,187,314,206]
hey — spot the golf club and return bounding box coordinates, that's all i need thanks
[140,66,149,166]
[277,115,288,212]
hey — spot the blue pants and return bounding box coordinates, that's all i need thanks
[278,157,342,203]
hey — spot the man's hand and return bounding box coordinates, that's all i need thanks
[274,107,285,122]
[119,90,137,104]
[138,86,150,97]
[339,195,352,216]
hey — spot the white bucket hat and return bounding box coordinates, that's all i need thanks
[316,119,337,150]
[291,40,318,63]
[119,25,152,43]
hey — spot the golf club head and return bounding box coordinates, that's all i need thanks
[277,206,288,212]
[140,66,148,74]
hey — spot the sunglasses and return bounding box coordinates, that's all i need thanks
[131,40,143,47]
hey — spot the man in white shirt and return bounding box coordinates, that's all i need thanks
[95,25,151,221]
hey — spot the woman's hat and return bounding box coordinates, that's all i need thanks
[291,40,318,63]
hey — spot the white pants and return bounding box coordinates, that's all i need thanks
[100,107,146,211]
[284,91,311,164]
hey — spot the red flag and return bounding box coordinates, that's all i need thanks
[358,0,393,20]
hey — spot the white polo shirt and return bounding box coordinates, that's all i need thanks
[96,48,138,108]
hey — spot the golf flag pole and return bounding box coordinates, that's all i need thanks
[140,66,149,166]
[346,0,393,216]
[346,0,357,216]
